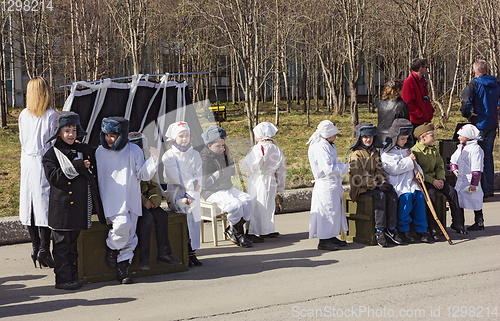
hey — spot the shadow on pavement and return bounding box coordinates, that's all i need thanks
[0,275,135,318]
[139,232,347,283]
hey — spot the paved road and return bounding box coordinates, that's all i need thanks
[1,195,499,321]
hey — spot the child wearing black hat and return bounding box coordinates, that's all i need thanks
[42,111,104,290]
[95,117,158,284]
[348,123,403,247]
[380,118,430,243]
[200,126,253,248]
[412,123,466,237]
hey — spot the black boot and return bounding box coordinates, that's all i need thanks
[224,225,239,245]
[317,239,339,251]
[450,222,468,235]
[401,231,415,243]
[157,254,182,265]
[188,250,202,266]
[234,219,252,248]
[31,244,40,268]
[117,261,133,284]
[37,248,55,269]
[245,232,265,243]
[467,215,484,231]
[105,246,119,268]
[429,228,440,241]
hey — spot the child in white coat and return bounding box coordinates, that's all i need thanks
[162,121,203,266]
[242,122,287,242]
[307,120,349,251]
[96,117,157,284]
[450,124,485,231]
[380,118,430,243]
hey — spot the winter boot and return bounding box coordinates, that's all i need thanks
[429,228,440,241]
[467,212,484,231]
[450,222,468,235]
[117,261,133,284]
[317,239,339,251]
[401,231,415,243]
[224,225,239,245]
[105,246,118,268]
[328,236,347,247]
[234,219,252,247]
[189,250,202,266]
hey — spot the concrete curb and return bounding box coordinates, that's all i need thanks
[2,172,499,246]
[0,216,30,245]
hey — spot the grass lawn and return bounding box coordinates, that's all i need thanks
[1,99,497,217]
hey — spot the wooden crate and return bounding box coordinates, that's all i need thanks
[341,191,448,246]
[77,211,189,283]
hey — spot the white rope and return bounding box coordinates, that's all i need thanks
[82,79,112,144]
[138,74,169,133]
[124,74,143,120]
[175,82,188,122]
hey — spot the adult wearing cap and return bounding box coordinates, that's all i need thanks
[200,126,253,248]
[242,122,287,241]
[307,120,349,251]
[412,123,466,237]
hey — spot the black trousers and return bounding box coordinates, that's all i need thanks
[136,206,172,262]
[424,181,464,229]
[52,230,80,284]
[27,205,51,250]
[360,188,398,230]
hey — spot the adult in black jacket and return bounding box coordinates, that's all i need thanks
[43,111,104,290]
[377,79,410,144]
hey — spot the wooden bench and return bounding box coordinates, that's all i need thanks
[341,191,447,246]
[77,211,189,283]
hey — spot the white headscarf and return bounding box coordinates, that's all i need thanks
[165,121,190,141]
[307,120,338,145]
[253,122,278,140]
[457,124,480,140]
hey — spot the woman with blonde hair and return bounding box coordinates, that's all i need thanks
[19,76,56,268]
[377,79,410,143]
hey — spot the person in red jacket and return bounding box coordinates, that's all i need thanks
[402,58,434,134]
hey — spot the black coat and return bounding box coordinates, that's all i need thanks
[377,97,410,144]
[200,146,235,200]
[43,140,105,230]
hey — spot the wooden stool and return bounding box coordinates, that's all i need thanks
[200,199,228,246]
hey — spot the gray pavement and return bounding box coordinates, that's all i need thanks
[1,195,500,321]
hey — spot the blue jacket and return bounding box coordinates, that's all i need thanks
[461,75,500,130]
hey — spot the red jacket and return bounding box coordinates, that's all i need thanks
[402,71,434,124]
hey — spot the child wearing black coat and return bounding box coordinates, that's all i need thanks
[43,111,104,290]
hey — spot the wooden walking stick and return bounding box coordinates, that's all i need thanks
[408,150,453,245]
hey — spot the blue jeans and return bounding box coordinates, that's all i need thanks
[479,128,496,195]
[398,191,427,233]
